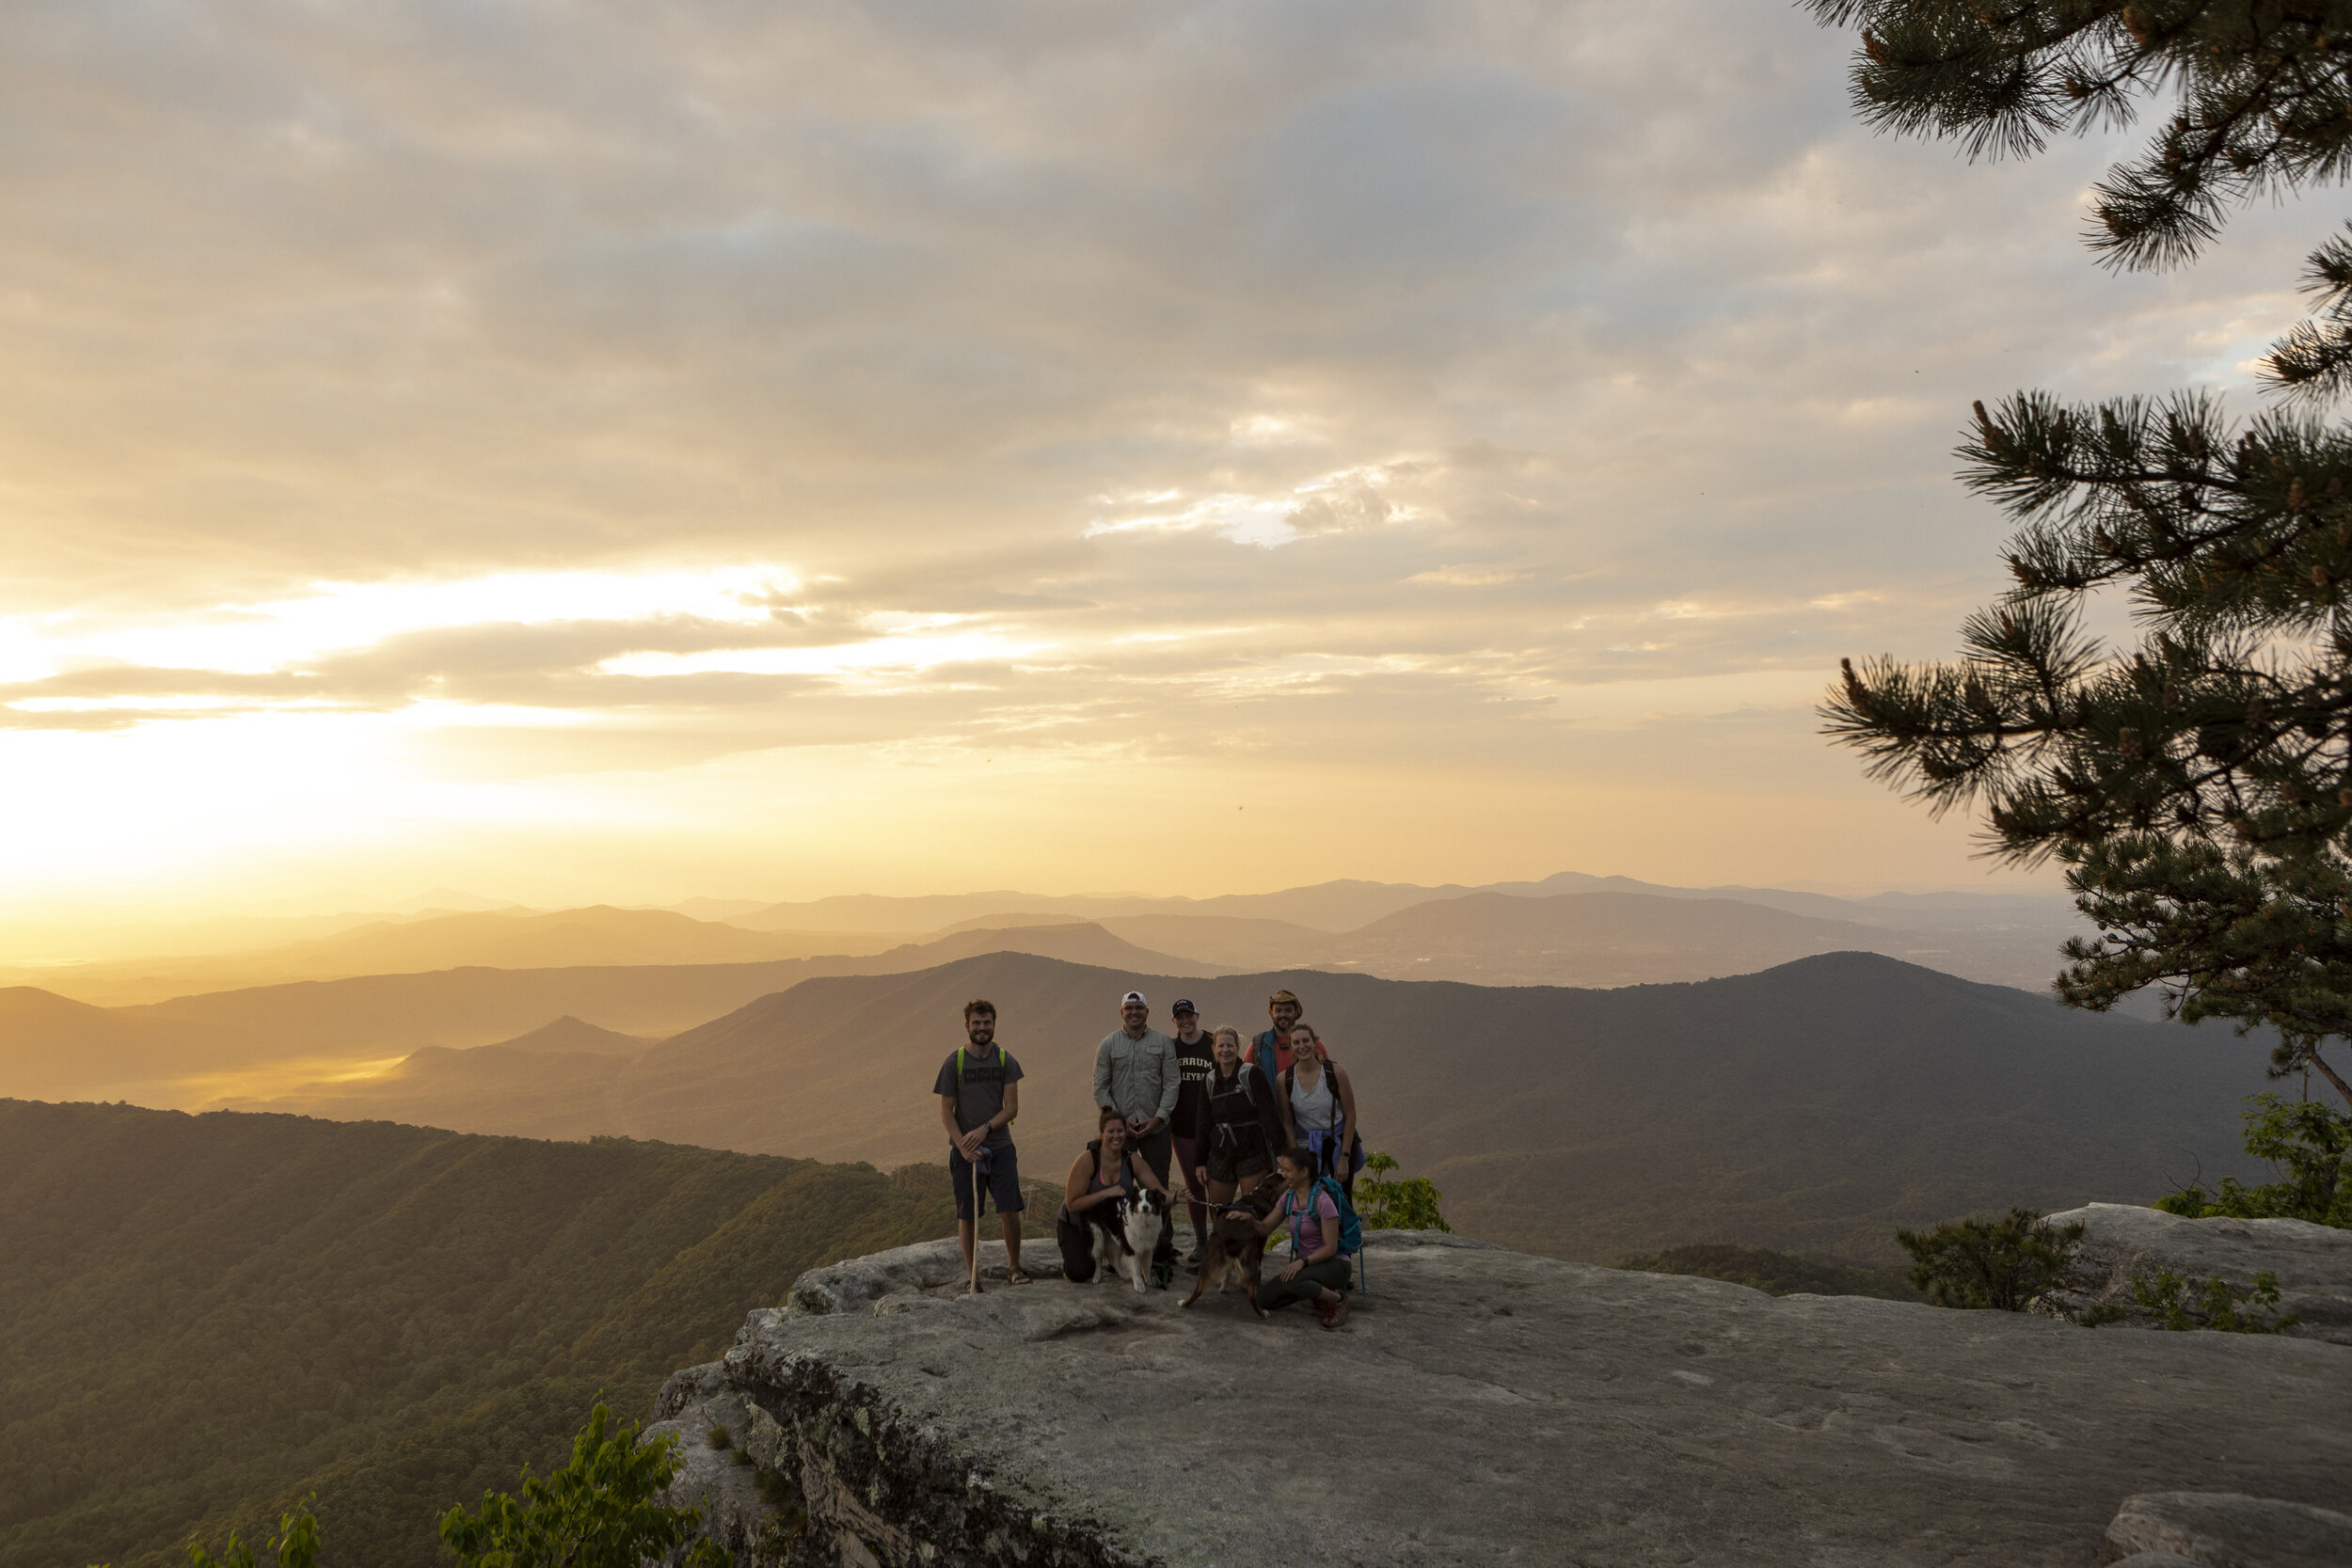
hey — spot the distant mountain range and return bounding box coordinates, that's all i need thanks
[14,905,1240,1009]
[14,872,2089,1012]
[7,907,917,1007]
[722,870,2078,936]
[0,920,1222,1106]
[230,949,2270,1263]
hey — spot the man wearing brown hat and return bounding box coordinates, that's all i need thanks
[1245,988,1315,1101]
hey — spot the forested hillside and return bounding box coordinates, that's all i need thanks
[0,1101,956,1568]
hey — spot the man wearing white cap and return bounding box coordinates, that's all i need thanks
[1092,990,1181,1281]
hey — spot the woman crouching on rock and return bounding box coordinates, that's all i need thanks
[1057,1106,1173,1283]
[1247,1145,1352,1327]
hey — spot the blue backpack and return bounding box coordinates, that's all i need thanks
[1288,1176,1363,1261]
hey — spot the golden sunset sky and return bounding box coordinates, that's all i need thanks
[0,2,2328,912]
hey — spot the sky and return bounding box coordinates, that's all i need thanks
[0,0,2339,912]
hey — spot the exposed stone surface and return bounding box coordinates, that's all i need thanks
[2104,1491,2352,1567]
[779,1235,1064,1318]
[652,1227,2352,1566]
[647,1382,798,1562]
[2042,1202,2352,1342]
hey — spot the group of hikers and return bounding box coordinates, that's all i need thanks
[932,986,1365,1326]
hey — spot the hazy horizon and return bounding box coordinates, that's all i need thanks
[0,863,2074,929]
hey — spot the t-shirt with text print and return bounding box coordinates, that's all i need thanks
[933,1043,1023,1151]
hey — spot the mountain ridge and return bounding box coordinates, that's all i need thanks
[244,948,2271,1263]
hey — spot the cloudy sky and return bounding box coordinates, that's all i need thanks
[0,0,2334,910]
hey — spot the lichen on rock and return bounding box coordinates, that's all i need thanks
[2039,1202,2352,1340]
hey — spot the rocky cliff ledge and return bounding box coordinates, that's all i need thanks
[650,1227,2352,1567]
[2045,1202,2352,1342]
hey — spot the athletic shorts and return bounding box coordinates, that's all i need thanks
[1205,1132,1271,1186]
[949,1144,1025,1221]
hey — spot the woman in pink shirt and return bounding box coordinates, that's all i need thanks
[1245,1146,1352,1327]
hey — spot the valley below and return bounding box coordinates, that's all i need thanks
[0,874,2255,1266]
[0,871,2331,1568]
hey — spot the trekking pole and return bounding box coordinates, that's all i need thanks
[970,1148,984,1295]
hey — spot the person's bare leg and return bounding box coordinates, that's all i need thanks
[1002,1212,1029,1283]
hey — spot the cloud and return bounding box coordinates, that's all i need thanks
[3,0,2328,898]
[1407,565,1524,588]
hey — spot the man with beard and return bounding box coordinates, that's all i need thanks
[936,999,1028,1291]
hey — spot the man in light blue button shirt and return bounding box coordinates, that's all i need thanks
[1093,990,1180,1279]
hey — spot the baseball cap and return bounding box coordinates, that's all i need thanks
[1121,990,1147,1006]
[1171,997,1197,1014]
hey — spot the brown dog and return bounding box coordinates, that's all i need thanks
[1180,1171,1284,1315]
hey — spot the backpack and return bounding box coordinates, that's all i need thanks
[1280,1061,1364,1176]
[1286,1176,1363,1262]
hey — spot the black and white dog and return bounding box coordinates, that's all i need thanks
[1093,1187,1168,1292]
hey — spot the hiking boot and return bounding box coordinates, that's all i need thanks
[1322,1295,1350,1329]
[1311,1297,1336,1326]
[1184,1249,1202,1269]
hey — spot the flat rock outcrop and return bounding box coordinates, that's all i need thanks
[2106,1490,2352,1567]
[2044,1202,2352,1343]
[650,1229,2352,1567]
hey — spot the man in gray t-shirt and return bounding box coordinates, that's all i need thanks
[935,999,1028,1291]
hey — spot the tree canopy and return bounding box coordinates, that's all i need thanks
[1810,1,2352,1110]
[1805,2,2352,272]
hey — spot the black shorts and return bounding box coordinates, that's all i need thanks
[949,1144,1025,1221]
[1205,1132,1271,1186]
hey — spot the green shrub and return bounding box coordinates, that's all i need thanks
[438,1402,727,1568]
[705,1424,731,1451]
[186,1502,320,1568]
[1355,1151,1451,1232]
[1896,1209,2083,1310]
[2130,1269,2302,1334]
[183,1406,729,1568]
[2158,1094,2352,1227]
